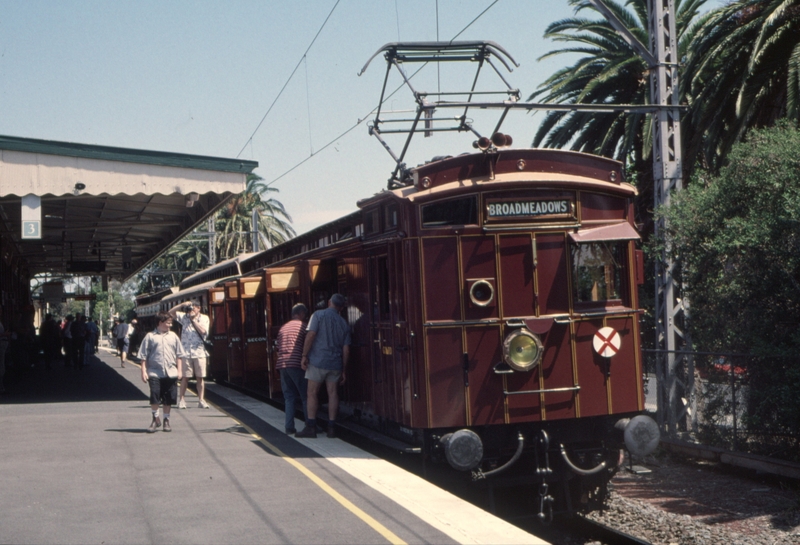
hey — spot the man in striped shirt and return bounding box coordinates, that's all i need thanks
[275,303,308,435]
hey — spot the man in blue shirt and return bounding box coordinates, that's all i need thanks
[296,294,351,438]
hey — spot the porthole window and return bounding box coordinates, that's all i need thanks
[469,279,495,307]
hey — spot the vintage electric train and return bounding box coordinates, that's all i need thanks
[137,146,657,517]
[136,42,659,519]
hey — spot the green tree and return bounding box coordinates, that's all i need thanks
[660,123,800,448]
[134,173,296,295]
[682,0,800,173]
[663,123,800,353]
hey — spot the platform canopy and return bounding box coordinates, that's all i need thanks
[0,135,258,281]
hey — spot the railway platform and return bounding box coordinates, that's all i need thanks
[0,348,546,545]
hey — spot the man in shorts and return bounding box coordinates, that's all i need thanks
[169,300,211,409]
[297,294,351,438]
[138,312,184,433]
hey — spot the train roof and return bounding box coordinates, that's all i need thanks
[357,148,634,208]
[237,148,635,273]
[163,276,236,305]
[135,286,177,305]
[178,252,257,290]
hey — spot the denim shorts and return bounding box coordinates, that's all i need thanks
[149,376,178,406]
[305,364,341,384]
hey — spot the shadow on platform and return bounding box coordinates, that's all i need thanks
[0,349,147,405]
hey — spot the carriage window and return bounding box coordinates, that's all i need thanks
[227,302,242,335]
[243,299,266,336]
[421,196,478,227]
[572,242,624,302]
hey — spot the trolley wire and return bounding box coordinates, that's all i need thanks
[260,0,500,189]
[236,0,341,159]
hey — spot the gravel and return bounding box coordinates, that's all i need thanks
[582,451,800,545]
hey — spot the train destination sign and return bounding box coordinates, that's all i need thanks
[486,198,573,221]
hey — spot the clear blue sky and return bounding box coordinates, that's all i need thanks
[1,0,622,236]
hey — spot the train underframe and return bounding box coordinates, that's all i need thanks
[342,405,637,520]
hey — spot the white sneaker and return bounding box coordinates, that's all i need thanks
[198,400,210,409]
[178,399,187,409]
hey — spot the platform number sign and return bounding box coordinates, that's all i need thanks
[21,194,42,240]
[22,220,41,239]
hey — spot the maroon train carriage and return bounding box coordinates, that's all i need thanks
[223,147,659,518]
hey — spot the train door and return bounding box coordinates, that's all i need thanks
[239,276,268,394]
[224,280,244,386]
[368,243,407,423]
[208,286,227,381]
[265,266,304,399]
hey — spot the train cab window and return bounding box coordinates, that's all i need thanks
[364,209,380,236]
[384,203,399,230]
[421,196,478,228]
[572,242,624,303]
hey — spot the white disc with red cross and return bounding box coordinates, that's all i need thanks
[593,327,621,358]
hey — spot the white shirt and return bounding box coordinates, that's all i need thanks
[174,311,210,359]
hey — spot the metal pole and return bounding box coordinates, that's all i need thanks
[207,218,216,266]
[251,209,259,253]
[647,0,692,438]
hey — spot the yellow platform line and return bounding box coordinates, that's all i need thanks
[225,412,407,545]
[128,360,405,544]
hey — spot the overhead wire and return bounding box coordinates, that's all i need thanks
[261,0,500,189]
[236,0,341,159]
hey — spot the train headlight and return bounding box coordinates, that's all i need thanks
[503,329,543,372]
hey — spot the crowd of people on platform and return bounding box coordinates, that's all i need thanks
[0,309,141,394]
[1,294,353,441]
[140,293,351,438]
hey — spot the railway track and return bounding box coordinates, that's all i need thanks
[568,515,653,545]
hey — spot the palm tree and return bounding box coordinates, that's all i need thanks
[215,174,295,260]
[681,0,800,172]
[529,0,706,165]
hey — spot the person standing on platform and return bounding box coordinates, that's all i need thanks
[40,314,61,370]
[85,317,98,356]
[296,294,351,439]
[111,318,120,355]
[128,318,140,356]
[169,301,211,409]
[115,318,130,367]
[138,312,184,433]
[62,315,74,369]
[70,314,87,370]
[275,303,309,435]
